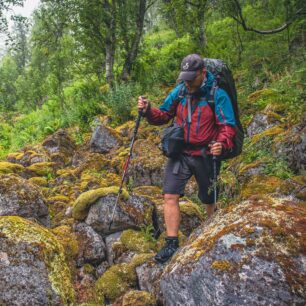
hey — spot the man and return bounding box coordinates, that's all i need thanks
[138,54,236,263]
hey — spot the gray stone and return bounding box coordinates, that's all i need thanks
[159,197,306,306]
[0,175,50,227]
[85,195,137,235]
[274,120,306,175]
[247,113,278,137]
[42,129,75,156]
[105,231,122,265]
[85,194,155,236]
[0,240,60,306]
[90,125,120,153]
[75,222,106,265]
[95,261,109,278]
[136,260,164,294]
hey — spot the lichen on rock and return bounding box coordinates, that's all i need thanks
[159,196,306,306]
[0,216,75,305]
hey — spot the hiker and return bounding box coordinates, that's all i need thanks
[137,54,237,263]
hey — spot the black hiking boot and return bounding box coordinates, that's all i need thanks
[155,237,179,264]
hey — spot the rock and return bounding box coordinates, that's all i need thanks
[84,192,155,236]
[136,260,164,295]
[105,231,123,265]
[90,125,121,153]
[247,113,280,137]
[75,222,106,265]
[114,290,157,306]
[7,147,49,167]
[159,196,306,306]
[0,216,75,305]
[128,139,166,187]
[72,186,129,221]
[42,129,76,156]
[95,261,110,278]
[274,120,306,175]
[0,174,50,227]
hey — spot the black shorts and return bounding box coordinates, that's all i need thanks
[163,154,221,204]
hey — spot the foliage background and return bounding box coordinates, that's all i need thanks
[0,0,305,161]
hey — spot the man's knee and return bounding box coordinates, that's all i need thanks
[164,194,180,205]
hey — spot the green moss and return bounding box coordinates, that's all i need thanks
[95,253,153,302]
[0,161,25,174]
[251,125,284,144]
[28,177,48,187]
[241,175,289,199]
[72,186,129,220]
[179,199,204,220]
[83,263,95,274]
[121,290,156,306]
[95,263,135,302]
[120,229,156,253]
[51,225,79,260]
[27,162,55,176]
[0,216,75,304]
[7,152,24,160]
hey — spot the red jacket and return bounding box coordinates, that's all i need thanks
[145,72,237,156]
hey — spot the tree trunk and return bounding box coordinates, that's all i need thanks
[121,0,146,81]
[104,0,116,87]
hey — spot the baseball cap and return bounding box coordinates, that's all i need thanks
[178,54,204,81]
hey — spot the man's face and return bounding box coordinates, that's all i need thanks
[184,68,206,94]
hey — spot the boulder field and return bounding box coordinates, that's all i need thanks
[0,108,305,305]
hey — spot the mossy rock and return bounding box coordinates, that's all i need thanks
[27,162,55,176]
[52,225,79,260]
[28,176,49,187]
[0,216,75,305]
[251,125,284,144]
[241,175,292,199]
[159,196,306,305]
[7,151,24,161]
[72,186,129,221]
[0,174,50,226]
[120,229,156,253]
[95,253,153,302]
[119,290,157,306]
[0,161,25,174]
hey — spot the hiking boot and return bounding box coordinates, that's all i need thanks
[155,237,179,264]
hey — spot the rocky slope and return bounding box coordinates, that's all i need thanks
[0,90,305,305]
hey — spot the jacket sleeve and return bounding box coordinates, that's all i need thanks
[214,88,237,150]
[145,84,183,126]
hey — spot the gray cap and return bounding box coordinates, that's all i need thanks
[178,54,204,81]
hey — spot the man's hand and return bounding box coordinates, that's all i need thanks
[209,142,223,156]
[138,96,149,114]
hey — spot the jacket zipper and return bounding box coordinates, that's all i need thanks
[196,107,202,135]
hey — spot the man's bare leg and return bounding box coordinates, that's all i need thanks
[155,194,180,263]
[164,194,181,236]
[205,203,216,218]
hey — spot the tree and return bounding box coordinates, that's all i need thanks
[221,0,306,35]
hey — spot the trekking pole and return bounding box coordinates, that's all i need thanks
[212,155,218,206]
[108,109,143,231]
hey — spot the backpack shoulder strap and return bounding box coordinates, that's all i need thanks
[206,80,218,114]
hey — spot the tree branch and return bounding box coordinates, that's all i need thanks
[232,0,305,35]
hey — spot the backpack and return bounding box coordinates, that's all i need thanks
[203,58,244,160]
